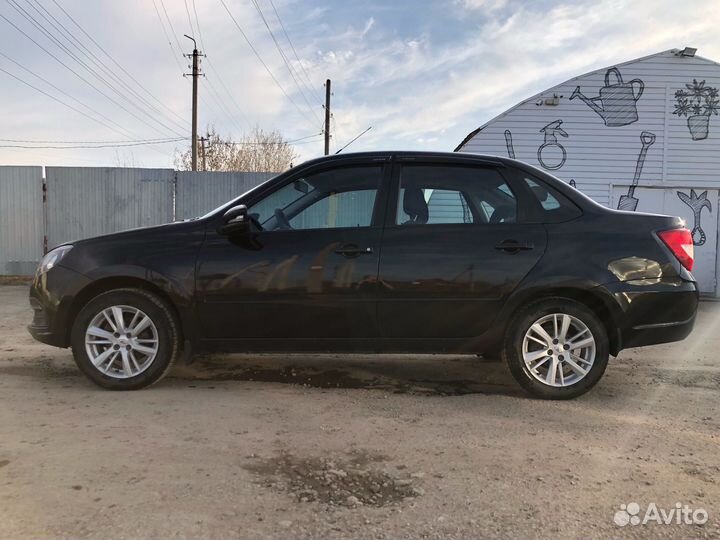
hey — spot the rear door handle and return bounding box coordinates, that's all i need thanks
[495,240,534,252]
[334,244,374,257]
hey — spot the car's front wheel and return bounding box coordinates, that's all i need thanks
[70,288,180,390]
[503,298,609,399]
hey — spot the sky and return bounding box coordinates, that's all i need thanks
[1,0,719,168]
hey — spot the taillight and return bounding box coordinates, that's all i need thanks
[657,228,694,271]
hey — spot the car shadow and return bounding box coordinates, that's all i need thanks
[0,352,523,397]
[169,353,524,397]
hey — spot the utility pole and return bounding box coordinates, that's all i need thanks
[184,35,203,171]
[324,79,331,156]
[199,134,208,171]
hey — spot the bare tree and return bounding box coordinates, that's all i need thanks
[175,126,299,172]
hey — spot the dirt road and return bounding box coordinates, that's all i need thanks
[0,284,718,539]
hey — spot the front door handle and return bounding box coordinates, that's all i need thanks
[334,244,374,257]
[495,240,534,252]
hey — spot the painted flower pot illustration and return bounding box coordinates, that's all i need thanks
[571,67,644,127]
[687,114,710,140]
[673,79,719,141]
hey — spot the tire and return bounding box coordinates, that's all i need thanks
[502,297,609,399]
[70,288,180,390]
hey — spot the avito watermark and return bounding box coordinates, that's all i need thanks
[614,502,708,527]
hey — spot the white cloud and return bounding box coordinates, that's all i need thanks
[361,17,376,38]
[455,0,508,11]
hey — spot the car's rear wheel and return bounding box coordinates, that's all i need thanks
[503,298,609,399]
[70,288,179,390]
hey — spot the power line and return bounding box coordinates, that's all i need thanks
[220,132,322,145]
[267,0,323,103]
[0,65,138,137]
[248,0,322,126]
[218,0,319,130]
[47,0,189,130]
[203,77,246,136]
[0,137,184,144]
[0,139,185,149]
[0,51,137,139]
[158,0,186,58]
[287,133,324,144]
[7,0,184,137]
[152,0,185,74]
[0,5,180,139]
[183,0,198,38]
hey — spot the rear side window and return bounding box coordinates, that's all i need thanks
[523,177,581,222]
[396,165,517,225]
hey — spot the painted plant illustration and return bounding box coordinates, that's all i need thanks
[677,189,712,246]
[673,79,720,140]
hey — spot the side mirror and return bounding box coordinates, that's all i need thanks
[219,205,249,235]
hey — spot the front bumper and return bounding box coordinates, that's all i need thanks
[603,278,699,352]
[28,265,92,348]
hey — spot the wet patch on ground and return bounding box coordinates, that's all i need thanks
[649,368,720,390]
[0,357,79,379]
[171,356,521,397]
[243,450,424,508]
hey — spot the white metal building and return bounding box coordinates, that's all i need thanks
[456,48,720,295]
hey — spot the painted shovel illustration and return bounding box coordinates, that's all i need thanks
[617,131,656,211]
[677,189,712,246]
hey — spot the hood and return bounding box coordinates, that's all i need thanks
[68,219,202,248]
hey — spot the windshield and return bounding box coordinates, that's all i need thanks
[198,174,279,219]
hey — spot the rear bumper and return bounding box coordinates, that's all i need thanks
[623,313,697,349]
[602,278,699,352]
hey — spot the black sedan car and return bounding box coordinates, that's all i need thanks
[28,152,698,398]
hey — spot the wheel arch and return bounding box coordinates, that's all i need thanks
[501,286,622,356]
[65,276,185,347]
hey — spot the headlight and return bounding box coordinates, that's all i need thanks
[37,245,73,275]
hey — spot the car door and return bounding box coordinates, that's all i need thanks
[377,159,547,350]
[195,160,389,351]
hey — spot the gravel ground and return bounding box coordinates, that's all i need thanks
[0,284,718,540]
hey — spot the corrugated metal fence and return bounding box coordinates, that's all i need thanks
[0,166,45,275]
[0,167,274,275]
[175,171,274,220]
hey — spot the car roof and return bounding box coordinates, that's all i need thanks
[296,151,506,167]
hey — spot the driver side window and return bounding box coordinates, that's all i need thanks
[248,166,382,231]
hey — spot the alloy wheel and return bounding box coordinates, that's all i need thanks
[84,305,159,379]
[522,313,596,387]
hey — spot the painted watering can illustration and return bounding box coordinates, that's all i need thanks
[571,67,645,127]
[677,189,712,246]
